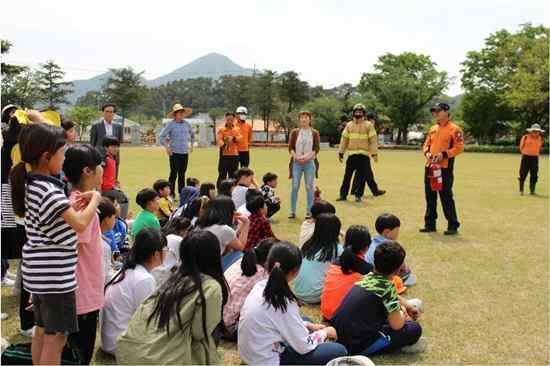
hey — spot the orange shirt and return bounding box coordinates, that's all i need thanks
[520,134,543,156]
[236,121,253,151]
[320,264,363,320]
[217,125,242,156]
[423,120,465,168]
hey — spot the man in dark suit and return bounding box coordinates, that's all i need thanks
[90,103,124,176]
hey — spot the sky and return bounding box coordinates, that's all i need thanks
[1,0,548,96]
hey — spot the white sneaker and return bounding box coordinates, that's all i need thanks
[20,327,35,338]
[402,337,428,353]
[1,277,15,287]
[0,313,8,321]
[5,271,16,280]
[407,298,423,313]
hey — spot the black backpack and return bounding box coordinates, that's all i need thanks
[1,342,80,365]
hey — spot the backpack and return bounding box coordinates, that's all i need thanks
[1,342,81,365]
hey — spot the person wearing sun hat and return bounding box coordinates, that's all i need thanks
[420,102,464,235]
[159,103,195,199]
[518,123,545,195]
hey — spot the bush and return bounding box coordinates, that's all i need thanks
[376,144,549,154]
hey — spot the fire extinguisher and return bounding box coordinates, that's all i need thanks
[428,163,443,191]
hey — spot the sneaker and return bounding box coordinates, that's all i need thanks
[0,313,8,321]
[401,337,427,354]
[305,213,312,220]
[20,327,35,338]
[406,298,423,313]
[335,197,347,201]
[1,277,15,287]
[373,190,386,197]
[288,213,296,219]
[419,227,436,233]
[403,273,417,287]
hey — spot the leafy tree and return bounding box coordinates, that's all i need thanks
[303,96,343,145]
[1,40,36,106]
[102,67,146,118]
[277,71,309,113]
[1,40,25,77]
[67,106,101,140]
[208,107,225,144]
[36,60,73,107]
[76,90,106,110]
[253,70,279,142]
[358,52,448,144]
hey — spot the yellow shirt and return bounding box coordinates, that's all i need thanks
[157,197,175,220]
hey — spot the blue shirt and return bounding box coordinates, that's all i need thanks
[159,119,195,154]
[104,217,127,252]
[366,234,386,265]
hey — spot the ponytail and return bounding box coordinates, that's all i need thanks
[341,225,371,275]
[263,241,302,313]
[241,238,278,277]
[105,228,166,290]
[10,162,28,217]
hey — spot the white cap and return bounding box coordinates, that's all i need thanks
[236,106,248,114]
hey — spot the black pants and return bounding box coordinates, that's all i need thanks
[239,151,250,168]
[68,310,99,365]
[340,154,379,198]
[424,164,459,229]
[168,153,189,198]
[217,156,239,188]
[266,201,281,218]
[519,155,538,186]
[19,275,34,331]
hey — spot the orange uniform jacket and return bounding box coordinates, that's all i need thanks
[217,126,242,156]
[236,121,253,152]
[519,134,543,156]
[423,120,465,168]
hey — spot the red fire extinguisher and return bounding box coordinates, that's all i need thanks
[428,163,443,191]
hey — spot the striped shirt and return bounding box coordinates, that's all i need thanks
[22,175,78,294]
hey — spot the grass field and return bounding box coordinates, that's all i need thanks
[2,147,548,365]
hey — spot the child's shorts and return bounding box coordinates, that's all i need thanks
[32,291,78,335]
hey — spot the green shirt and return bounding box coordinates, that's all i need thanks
[117,276,222,365]
[131,210,161,238]
[356,272,400,313]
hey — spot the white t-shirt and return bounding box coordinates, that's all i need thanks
[101,264,156,354]
[151,234,182,286]
[238,279,328,365]
[236,204,251,218]
[298,220,315,247]
[232,185,249,209]
[204,224,237,254]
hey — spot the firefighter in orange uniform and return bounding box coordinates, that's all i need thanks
[216,112,242,188]
[420,102,464,235]
[518,123,545,195]
[235,106,252,167]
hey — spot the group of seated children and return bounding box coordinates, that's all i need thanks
[14,122,423,366]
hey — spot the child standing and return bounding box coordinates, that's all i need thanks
[10,124,101,365]
[518,123,545,195]
[131,188,161,238]
[293,213,343,304]
[238,242,347,365]
[153,179,174,226]
[261,172,281,218]
[63,144,107,365]
[101,137,129,219]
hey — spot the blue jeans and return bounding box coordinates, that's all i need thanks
[290,160,315,216]
[280,342,348,365]
[359,321,422,355]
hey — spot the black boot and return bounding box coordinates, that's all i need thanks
[419,223,436,233]
[519,179,525,195]
[530,182,536,195]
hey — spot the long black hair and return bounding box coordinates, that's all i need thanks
[10,123,66,217]
[147,230,229,337]
[240,238,278,277]
[63,144,103,185]
[301,213,341,262]
[197,196,235,228]
[162,216,192,237]
[183,196,208,221]
[199,182,216,198]
[263,241,302,313]
[106,228,166,289]
[217,179,235,197]
[340,225,371,275]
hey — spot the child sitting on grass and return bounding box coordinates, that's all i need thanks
[98,197,118,285]
[366,213,416,287]
[260,172,281,218]
[245,195,276,250]
[102,193,129,256]
[153,179,174,227]
[298,200,336,247]
[232,167,257,208]
[331,241,423,356]
[131,188,160,238]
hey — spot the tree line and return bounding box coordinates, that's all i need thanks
[2,23,547,145]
